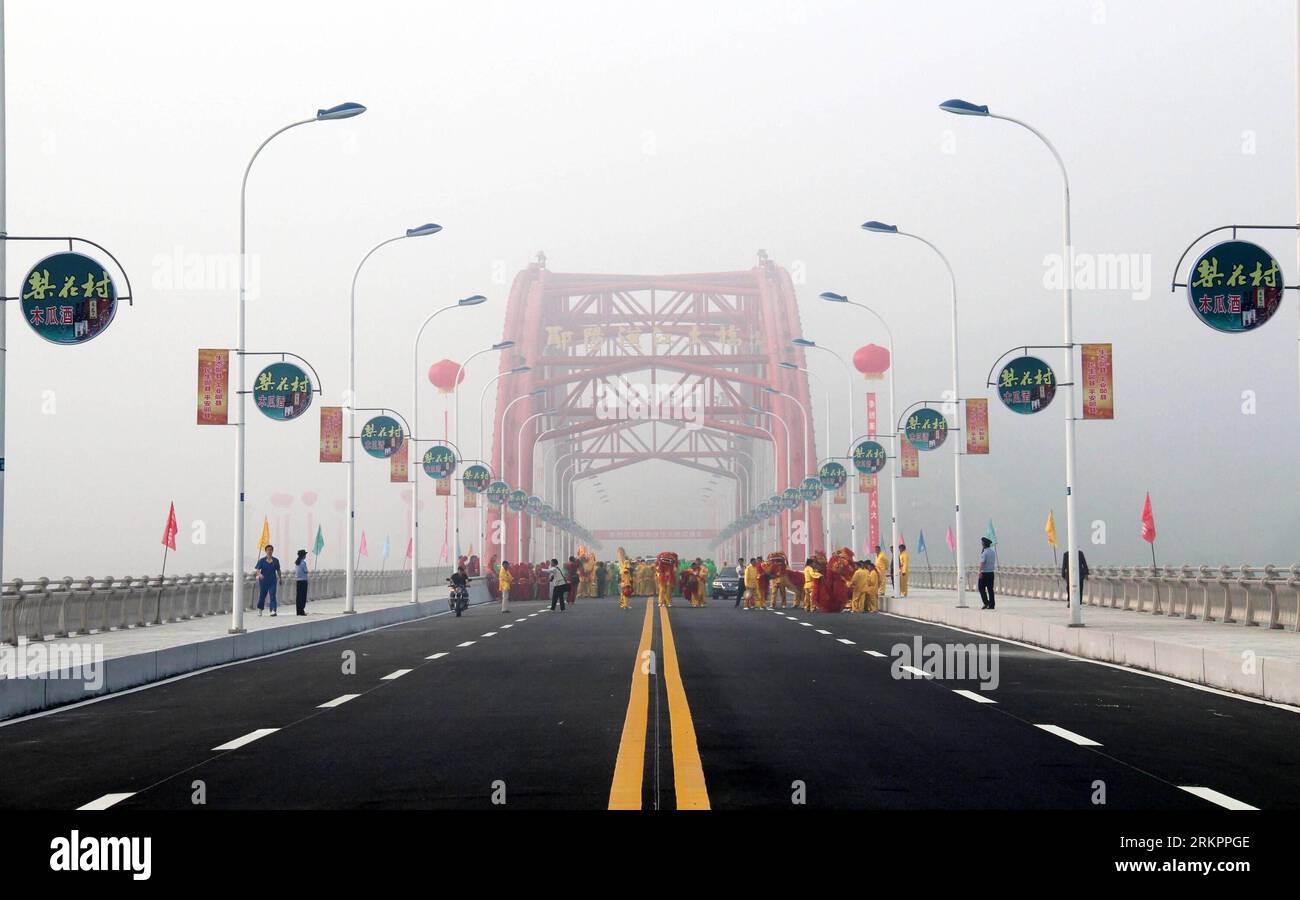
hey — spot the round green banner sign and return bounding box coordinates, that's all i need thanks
[21,251,118,345]
[253,361,313,421]
[996,356,1056,415]
[904,408,948,451]
[1187,240,1283,334]
[361,415,404,458]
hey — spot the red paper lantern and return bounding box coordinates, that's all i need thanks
[853,343,891,379]
[427,359,465,393]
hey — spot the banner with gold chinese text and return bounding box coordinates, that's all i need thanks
[858,473,877,493]
[834,484,847,505]
[389,442,408,483]
[464,488,477,508]
[197,349,229,425]
[436,475,451,496]
[966,399,989,455]
[901,439,919,478]
[1081,343,1114,420]
[319,406,343,463]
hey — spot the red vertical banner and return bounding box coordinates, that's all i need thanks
[390,441,408,483]
[866,391,879,552]
[965,398,990,455]
[901,440,919,478]
[197,349,229,425]
[1081,343,1114,420]
[319,406,343,462]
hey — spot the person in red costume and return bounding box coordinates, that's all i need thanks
[818,548,855,613]
[655,552,679,607]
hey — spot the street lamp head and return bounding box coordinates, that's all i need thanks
[406,223,443,238]
[491,340,515,351]
[749,405,765,414]
[510,365,531,375]
[778,361,799,371]
[543,407,559,416]
[860,220,898,234]
[819,291,849,303]
[317,102,367,121]
[791,337,816,348]
[762,386,780,396]
[457,294,487,306]
[529,388,546,397]
[938,98,989,117]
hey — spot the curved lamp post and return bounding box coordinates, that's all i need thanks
[231,101,366,634]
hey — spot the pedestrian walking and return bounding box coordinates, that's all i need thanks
[978,537,997,609]
[1061,549,1090,597]
[293,549,309,616]
[254,544,282,616]
[565,556,580,606]
[596,560,608,598]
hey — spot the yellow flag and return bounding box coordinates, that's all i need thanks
[257,516,271,551]
[1045,511,1058,548]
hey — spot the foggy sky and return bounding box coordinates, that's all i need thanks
[5,0,1298,577]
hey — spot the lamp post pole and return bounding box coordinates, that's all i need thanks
[448,339,509,565]
[939,98,1081,622]
[231,101,366,634]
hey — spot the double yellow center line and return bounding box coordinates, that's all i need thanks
[608,598,710,809]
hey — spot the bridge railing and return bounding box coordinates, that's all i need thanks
[913,564,1300,632]
[0,567,452,645]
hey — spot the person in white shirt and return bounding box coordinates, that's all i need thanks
[978,537,997,609]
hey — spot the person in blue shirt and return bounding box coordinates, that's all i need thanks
[293,549,309,616]
[978,537,997,609]
[254,545,282,616]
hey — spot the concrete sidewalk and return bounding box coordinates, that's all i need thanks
[0,579,493,720]
[883,588,1300,706]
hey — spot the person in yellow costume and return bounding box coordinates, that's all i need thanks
[498,560,513,613]
[874,545,889,606]
[742,557,759,609]
[850,560,879,613]
[802,559,821,612]
[655,552,678,608]
[635,559,654,596]
[897,542,909,597]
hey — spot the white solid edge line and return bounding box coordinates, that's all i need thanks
[77,792,136,811]
[318,694,361,708]
[876,611,1300,715]
[457,641,476,647]
[1034,723,1102,746]
[1178,786,1259,811]
[953,689,997,704]
[0,597,490,729]
[381,669,412,680]
[212,727,280,751]
[864,650,887,657]
[426,652,449,660]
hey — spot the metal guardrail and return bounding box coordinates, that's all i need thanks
[914,564,1300,632]
[0,567,452,645]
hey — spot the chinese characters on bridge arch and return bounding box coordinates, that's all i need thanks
[1187,240,1283,334]
[21,252,118,345]
[544,323,746,355]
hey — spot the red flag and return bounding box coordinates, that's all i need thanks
[161,502,178,551]
[1140,492,1157,544]
[359,531,369,557]
[945,526,956,553]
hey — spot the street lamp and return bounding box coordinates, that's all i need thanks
[819,290,901,597]
[447,334,508,560]
[855,222,967,607]
[790,338,860,558]
[749,405,792,556]
[780,360,833,553]
[937,98,1080,620]
[516,408,559,559]
[348,226,459,613]
[499,388,546,557]
[230,101,367,635]
[763,385,811,553]
[409,294,489,604]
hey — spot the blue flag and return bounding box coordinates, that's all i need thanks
[985,519,997,545]
[382,534,391,560]
[916,529,927,554]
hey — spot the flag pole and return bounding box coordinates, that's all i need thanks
[154,542,170,625]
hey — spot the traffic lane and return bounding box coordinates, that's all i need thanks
[829,608,1300,810]
[666,604,1203,809]
[118,598,646,809]
[0,598,544,810]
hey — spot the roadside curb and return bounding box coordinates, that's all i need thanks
[1,591,489,721]
[880,595,1300,706]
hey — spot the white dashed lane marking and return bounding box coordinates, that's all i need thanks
[864,650,886,658]
[481,632,498,638]
[457,641,476,648]
[1034,724,1102,747]
[837,638,856,645]
[212,728,280,751]
[952,689,997,704]
[815,629,832,635]
[77,793,135,811]
[425,652,449,660]
[899,665,930,678]
[382,669,412,680]
[1178,786,1258,811]
[318,694,361,708]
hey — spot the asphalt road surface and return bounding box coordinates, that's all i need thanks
[2,595,1296,811]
